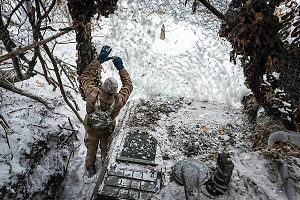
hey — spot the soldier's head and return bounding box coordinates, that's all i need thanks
[102,77,118,96]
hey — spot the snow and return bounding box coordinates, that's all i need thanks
[0,0,299,200]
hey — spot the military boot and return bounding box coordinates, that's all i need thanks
[85,165,96,178]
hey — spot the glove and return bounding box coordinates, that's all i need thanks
[97,45,113,63]
[112,56,124,70]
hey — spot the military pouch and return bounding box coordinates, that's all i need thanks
[86,94,116,130]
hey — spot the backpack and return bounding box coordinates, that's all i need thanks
[86,94,116,130]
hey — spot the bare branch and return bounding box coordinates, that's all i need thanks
[3,0,26,29]
[0,78,54,109]
[0,6,22,80]
[56,57,79,93]
[0,27,73,63]
[195,0,225,19]
[37,50,57,88]
[0,114,11,148]
[0,114,10,130]
[38,34,83,123]
[38,0,57,24]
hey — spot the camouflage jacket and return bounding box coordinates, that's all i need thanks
[81,60,133,129]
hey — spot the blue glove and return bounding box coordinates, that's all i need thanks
[112,56,124,70]
[97,45,113,63]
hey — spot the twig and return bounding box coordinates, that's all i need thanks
[58,125,77,132]
[68,117,78,140]
[56,57,79,95]
[191,0,225,19]
[39,35,83,122]
[64,143,81,173]
[58,118,79,141]
[0,114,11,148]
[31,124,49,129]
[0,27,73,63]
[0,114,10,130]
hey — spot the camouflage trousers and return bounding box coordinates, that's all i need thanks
[83,115,116,167]
[84,129,112,167]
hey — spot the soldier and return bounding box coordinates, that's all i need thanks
[81,45,133,177]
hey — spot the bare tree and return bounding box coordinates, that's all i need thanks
[0,0,82,121]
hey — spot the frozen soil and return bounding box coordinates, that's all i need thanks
[121,97,299,200]
[126,97,254,164]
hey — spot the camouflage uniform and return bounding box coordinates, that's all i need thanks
[81,59,133,167]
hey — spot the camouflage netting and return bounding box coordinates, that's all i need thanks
[219,0,300,133]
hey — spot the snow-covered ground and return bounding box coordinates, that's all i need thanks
[0,0,299,199]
